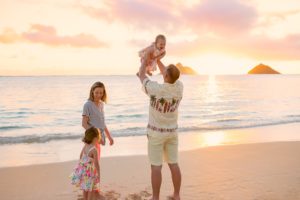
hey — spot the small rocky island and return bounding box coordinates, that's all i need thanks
[175,63,197,75]
[248,63,280,74]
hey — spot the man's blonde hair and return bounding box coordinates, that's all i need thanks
[166,64,180,84]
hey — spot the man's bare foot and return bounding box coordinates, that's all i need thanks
[147,71,153,76]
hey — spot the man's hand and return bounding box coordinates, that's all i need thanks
[157,51,166,60]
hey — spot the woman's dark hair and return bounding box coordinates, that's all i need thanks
[82,127,99,144]
[88,82,107,103]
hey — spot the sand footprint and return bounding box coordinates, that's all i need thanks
[125,190,152,200]
[102,190,121,200]
[77,194,84,200]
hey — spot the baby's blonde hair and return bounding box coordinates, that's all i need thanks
[155,34,166,43]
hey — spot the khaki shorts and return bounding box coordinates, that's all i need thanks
[147,130,178,166]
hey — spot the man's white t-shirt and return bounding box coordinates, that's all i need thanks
[142,78,183,133]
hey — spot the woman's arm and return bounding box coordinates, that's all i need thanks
[82,116,89,130]
[104,126,114,145]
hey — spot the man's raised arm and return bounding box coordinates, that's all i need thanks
[157,55,166,75]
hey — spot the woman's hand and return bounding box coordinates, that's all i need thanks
[105,127,114,146]
[108,137,114,146]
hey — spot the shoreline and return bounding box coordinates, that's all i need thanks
[0,141,299,199]
[0,122,300,168]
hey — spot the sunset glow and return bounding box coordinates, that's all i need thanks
[1,0,300,75]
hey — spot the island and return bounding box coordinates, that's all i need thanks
[248,63,280,74]
[175,63,198,75]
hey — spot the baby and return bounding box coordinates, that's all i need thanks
[138,34,166,76]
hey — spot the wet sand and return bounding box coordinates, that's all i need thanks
[0,140,300,200]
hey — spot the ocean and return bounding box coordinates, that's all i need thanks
[0,75,299,167]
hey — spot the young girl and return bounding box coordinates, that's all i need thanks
[82,81,114,159]
[138,34,166,76]
[70,127,101,200]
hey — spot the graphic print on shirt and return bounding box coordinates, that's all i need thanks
[150,95,182,113]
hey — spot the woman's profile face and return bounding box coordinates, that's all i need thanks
[93,87,104,101]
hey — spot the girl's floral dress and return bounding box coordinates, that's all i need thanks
[70,146,100,191]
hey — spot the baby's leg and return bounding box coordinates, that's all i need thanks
[146,63,156,76]
[137,58,147,76]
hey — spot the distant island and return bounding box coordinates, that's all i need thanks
[175,63,198,75]
[248,63,280,74]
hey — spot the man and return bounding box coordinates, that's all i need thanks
[137,57,183,200]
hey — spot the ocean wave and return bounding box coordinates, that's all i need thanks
[1,119,300,145]
[114,114,145,118]
[0,125,32,130]
[0,133,82,145]
[215,119,241,123]
[179,119,300,132]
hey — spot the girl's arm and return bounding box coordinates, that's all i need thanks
[82,116,89,130]
[104,126,114,145]
[80,148,83,159]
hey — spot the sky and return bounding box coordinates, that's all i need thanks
[0,0,300,75]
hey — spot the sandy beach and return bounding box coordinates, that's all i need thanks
[1,124,300,200]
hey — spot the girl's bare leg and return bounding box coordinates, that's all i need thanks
[87,191,92,200]
[83,191,88,200]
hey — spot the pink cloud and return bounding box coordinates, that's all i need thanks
[167,33,300,60]
[79,0,258,35]
[0,24,107,48]
[79,0,179,31]
[83,0,297,61]
[184,0,258,35]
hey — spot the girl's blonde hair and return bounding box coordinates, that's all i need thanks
[88,81,107,103]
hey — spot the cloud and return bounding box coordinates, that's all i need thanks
[167,33,300,60]
[86,0,297,61]
[0,24,107,48]
[79,0,178,31]
[183,0,258,35]
[79,0,258,35]
[0,29,20,43]
[258,9,300,27]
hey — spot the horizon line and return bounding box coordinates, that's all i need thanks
[0,73,299,77]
